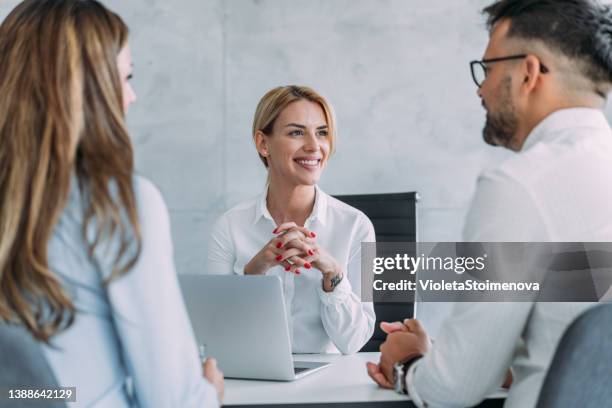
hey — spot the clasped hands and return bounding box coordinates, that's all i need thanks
[245,222,340,290]
[366,319,431,389]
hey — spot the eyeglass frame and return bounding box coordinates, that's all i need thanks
[469,54,549,88]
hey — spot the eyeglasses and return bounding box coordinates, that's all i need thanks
[470,54,549,87]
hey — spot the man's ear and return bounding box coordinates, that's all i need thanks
[254,130,269,157]
[521,55,543,94]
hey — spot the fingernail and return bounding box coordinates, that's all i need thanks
[275,255,283,261]
[295,270,301,275]
[273,228,278,234]
[304,263,312,269]
[276,242,283,249]
[285,265,291,272]
[308,249,314,256]
[310,232,316,238]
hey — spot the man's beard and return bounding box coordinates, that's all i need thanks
[482,76,518,149]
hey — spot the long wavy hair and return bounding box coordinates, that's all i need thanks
[0,0,142,342]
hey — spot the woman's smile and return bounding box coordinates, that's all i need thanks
[294,157,322,171]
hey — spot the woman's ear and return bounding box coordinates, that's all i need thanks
[254,130,269,157]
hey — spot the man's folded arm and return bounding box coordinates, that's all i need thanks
[407,302,532,407]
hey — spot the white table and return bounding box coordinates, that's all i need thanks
[224,352,408,406]
[224,352,506,407]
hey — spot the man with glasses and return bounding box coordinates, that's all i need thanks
[367,1,612,407]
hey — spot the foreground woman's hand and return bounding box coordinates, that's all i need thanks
[203,358,224,404]
[502,368,513,389]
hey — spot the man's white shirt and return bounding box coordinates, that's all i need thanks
[407,108,612,407]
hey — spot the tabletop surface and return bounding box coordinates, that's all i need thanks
[224,352,411,406]
[224,352,508,406]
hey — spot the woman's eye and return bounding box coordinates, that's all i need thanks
[317,130,329,137]
[289,130,304,136]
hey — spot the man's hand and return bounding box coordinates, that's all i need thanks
[380,320,409,334]
[366,361,394,389]
[367,319,431,388]
[203,358,225,404]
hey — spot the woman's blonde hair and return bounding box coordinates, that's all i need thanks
[252,85,337,167]
[0,0,141,342]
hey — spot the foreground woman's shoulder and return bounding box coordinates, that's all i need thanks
[132,176,169,222]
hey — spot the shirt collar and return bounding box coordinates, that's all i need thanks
[254,188,273,225]
[522,107,610,151]
[253,185,328,226]
[311,185,328,226]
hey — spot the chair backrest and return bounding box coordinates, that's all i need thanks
[333,192,418,352]
[0,323,66,408]
[536,304,612,408]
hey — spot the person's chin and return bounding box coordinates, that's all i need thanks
[482,130,500,146]
[292,166,323,184]
[483,119,507,147]
[302,177,320,186]
[294,173,321,187]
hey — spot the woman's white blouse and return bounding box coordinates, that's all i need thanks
[206,186,376,355]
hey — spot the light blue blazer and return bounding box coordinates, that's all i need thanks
[43,176,218,407]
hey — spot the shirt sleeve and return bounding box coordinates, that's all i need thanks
[407,302,532,407]
[104,179,219,408]
[406,170,545,407]
[318,213,376,354]
[206,214,236,275]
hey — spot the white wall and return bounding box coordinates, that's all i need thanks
[3,0,612,274]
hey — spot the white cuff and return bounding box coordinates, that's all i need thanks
[406,359,427,407]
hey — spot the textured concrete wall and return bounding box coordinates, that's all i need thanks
[3,0,612,274]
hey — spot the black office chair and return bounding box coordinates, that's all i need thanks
[536,304,612,408]
[0,323,66,408]
[334,192,419,352]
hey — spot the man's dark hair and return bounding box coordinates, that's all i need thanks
[484,0,612,94]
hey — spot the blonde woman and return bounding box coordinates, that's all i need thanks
[207,86,375,354]
[0,1,222,406]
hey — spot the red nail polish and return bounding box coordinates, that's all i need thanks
[275,255,283,261]
[273,228,278,234]
[308,249,314,256]
[285,265,291,272]
[304,263,312,269]
[310,232,316,238]
[276,242,283,249]
[295,270,301,275]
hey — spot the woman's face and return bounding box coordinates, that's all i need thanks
[117,44,136,113]
[258,100,330,187]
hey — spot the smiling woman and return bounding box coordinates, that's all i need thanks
[255,98,331,186]
[206,85,376,355]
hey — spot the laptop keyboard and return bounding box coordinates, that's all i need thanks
[294,367,310,375]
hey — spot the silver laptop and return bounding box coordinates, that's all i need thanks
[178,274,329,381]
